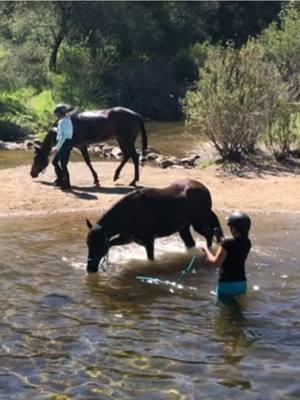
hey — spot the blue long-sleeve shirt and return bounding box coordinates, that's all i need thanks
[56,116,73,151]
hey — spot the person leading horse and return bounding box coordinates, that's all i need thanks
[51,104,74,191]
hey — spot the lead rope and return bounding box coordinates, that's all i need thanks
[175,255,196,283]
[136,255,196,285]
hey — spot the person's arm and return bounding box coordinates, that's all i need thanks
[53,119,65,152]
[201,244,227,268]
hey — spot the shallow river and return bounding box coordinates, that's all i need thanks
[0,212,299,399]
[0,121,202,170]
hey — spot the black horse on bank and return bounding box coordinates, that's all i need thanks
[30,107,148,186]
[86,179,223,272]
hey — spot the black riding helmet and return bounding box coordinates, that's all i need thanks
[226,211,251,235]
[53,103,69,115]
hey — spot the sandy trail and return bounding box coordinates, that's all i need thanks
[0,160,299,218]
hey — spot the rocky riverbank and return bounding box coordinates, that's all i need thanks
[0,139,215,169]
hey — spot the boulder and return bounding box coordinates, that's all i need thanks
[180,154,200,167]
[111,146,123,159]
[24,140,34,150]
[159,158,175,169]
[145,152,159,161]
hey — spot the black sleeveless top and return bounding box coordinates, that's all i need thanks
[219,236,251,282]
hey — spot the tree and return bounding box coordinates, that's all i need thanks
[183,41,291,161]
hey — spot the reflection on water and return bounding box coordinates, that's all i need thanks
[0,148,33,169]
[0,213,300,399]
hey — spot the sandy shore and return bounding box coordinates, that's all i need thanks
[0,160,299,218]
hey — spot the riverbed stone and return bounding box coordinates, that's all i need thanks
[24,140,34,150]
[145,152,159,161]
[160,158,175,168]
[111,146,123,159]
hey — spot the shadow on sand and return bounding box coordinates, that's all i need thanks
[37,180,143,199]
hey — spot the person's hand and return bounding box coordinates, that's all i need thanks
[52,147,58,155]
[201,243,208,254]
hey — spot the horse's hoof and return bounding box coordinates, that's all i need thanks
[129,180,137,187]
[113,175,119,182]
[54,179,63,187]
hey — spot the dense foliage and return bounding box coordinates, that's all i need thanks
[0,1,281,125]
[184,3,300,160]
[1,0,299,160]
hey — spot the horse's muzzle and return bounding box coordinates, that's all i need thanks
[87,258,100,273]
[30,169,38,178]
[87,264,99,273]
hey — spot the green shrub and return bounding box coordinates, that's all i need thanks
[0,88,57,140]
[265,105,300,159]
[183,41,291,161]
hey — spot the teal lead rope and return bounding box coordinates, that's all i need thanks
[136,255,196,285]
[175,255,196,283]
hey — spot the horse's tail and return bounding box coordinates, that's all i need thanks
[137,115,148,157]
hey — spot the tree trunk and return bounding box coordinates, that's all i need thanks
[49,32,64,73]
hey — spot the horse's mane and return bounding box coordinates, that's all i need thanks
[97,189,142,226]
[40,128,57,156]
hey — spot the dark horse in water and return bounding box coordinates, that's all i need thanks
[30,107,148,186]
[86,179,223,272]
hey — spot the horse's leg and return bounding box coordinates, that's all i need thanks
[126,143,140,186]
[192,221,213,248]
[144,238,154,260]
[113,138,130,182]
[79,146,100,186]
[113,153,130,182]
[179,226,196,248]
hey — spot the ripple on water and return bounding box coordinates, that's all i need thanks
[0,213,300,398]
[41,294,73,308]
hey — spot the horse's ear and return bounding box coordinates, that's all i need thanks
[86,219,93,229]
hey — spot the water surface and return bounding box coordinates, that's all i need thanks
[0,121,202,169]
[0,213,299,399]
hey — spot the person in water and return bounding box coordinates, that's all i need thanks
[201,211,252,300]
[52,104,74,190]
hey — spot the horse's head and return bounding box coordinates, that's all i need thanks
[86,220,109,272]
[30,145,50,178]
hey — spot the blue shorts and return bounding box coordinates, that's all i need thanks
[216,281,247,300]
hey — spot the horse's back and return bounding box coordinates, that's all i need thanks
[72,107,142,138]
[118,179,211,216]
[109,107,141,117]
[160,179,212,220]
[74,110,109,120]
[100,179,213,239]
[73,107,139,119]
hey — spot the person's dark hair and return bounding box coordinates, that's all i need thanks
[226,211,251,236]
